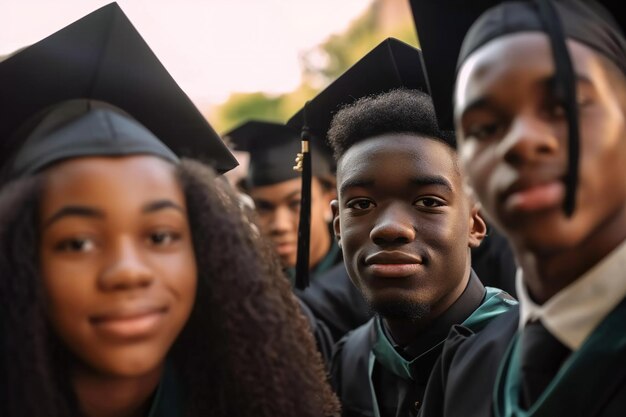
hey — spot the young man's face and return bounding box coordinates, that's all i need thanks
[333,134,485,320]
[249,177,334,269]
[456,33,626,255]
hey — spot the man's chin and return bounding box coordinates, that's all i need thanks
[368,297,431,321]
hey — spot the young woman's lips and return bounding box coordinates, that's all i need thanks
[503,181,565,213]
[90,307,168,340]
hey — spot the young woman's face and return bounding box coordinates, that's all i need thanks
[456,33,626,254]
[39,155,197,378]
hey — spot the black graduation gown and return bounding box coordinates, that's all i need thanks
[148,363,184,417]
[293,240,362,366]
[297,297,336,366]
[470,225,518,298]
[419,297,626,417]
[331,272,517,417]
[299,262,372,342]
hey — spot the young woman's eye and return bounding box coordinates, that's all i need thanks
[346,199,375,210]
[414,197,445,208]
[54,237,95,253]
[149,231,181,246]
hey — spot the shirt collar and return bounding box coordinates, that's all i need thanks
[518,238,626,351]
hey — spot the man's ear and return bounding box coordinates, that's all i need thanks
[331,199,341,248]
[468,203,487,248]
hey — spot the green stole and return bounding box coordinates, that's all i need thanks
[494,297,626,417]
[369,287,517,417]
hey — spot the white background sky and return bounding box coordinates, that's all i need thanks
[2,0,373,106]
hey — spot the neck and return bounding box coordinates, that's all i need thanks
[73,363,163,417]
[516,207,626,304]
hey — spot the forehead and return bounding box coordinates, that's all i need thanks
[248,177,312,204]
[41,155,182,205]
[456,32,605,115]
[337,134,458,185]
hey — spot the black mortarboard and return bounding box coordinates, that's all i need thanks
[287,37,430,143]
[409,0,626,216]
[9,99,179,178]
[223,120,332,188]
[0,2,237,174]
[286,37,430,290]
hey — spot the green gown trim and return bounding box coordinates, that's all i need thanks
[494,297,626,417]
[372,286,517,382]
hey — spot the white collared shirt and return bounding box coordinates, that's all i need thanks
[517,239,626,351]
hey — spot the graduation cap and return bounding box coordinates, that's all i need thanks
[223,120,332,189]
[409,0,626,217]
[0,2,237,174]
[8,99,180,178]
[285,37,430,289]
[287,38,429,144]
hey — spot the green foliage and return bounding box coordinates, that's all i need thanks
[214,0,419,134]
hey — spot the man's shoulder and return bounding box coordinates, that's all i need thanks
[333,317,377,360]
[330,317,377,401]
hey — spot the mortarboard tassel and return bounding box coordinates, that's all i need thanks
[534,0,580,217]
[293,101,312,289]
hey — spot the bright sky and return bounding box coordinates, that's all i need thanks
[2,0,373,106]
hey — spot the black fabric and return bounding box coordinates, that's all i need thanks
[419,303,626,417]
[471,225,518,297]
[332,272,485,417]
[459,1,626,74]
[298,262,372,342]
[9,100,179,178]
[0,2,237,173]
[224,120,332,187]
[409,0,626,132]
[296,297,335,368]
[519,320,571,409]
[286,37,433,148]
[418,307,520,417]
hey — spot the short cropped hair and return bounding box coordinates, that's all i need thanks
[327,88,455,160]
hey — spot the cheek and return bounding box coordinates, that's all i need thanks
[461,142,498,209]
[157,246,198,311]
[338,215,368,259]
[579,110,626,200]
[40,254,97,319]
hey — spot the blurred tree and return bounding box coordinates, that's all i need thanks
[214,0,418,134]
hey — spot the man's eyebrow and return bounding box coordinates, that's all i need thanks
[339,178,375,195]
[142,199,185,214]
[410,175,453,192]
[43,206,104,229]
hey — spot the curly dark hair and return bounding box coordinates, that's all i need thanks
[327,88,456,161]
[0,158,340,417]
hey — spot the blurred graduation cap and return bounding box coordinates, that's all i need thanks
[286,37,430,289]
[0,2,237,174]
[409,0,626,217]
[223,120,332,189]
